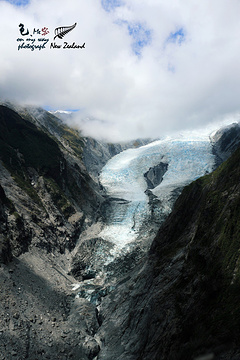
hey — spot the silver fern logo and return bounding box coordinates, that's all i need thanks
[50,22,85,49]
[54,22,77,40]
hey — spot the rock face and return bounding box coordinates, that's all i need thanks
[144,162,168,189]
[0,184,12,264]
[97,143,240,360]
[82,137,152,182]
[0,105,103,256]
[0,103,154,360]
[0,104,105,359]
[211,122,240,164]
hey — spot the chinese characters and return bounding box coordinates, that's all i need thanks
[18,24,49,37]
[17,23,50,51]
[19,23,29,36]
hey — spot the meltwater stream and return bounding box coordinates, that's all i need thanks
[99,131,215,260]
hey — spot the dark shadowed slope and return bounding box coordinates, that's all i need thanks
[0,105,102,256]
[97,144,240,360]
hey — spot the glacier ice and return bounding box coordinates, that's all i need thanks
[99,130,215,258]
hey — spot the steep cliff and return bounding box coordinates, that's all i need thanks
[0,104,155,360]
[211,122,240,165]
[82,137,152,182]
[97,142,240,360]
[0,104,105,359]
[0,105,103,257]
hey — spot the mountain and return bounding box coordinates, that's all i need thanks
[0,103,158,359]
[82,136,152,182]
[0,104,103,256]
[211,122,240,164]
[71,125,240,285]
[1,101,240,359]
[49,108,153,181]
[97,132,240,360]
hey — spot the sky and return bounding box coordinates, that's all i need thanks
[1,0,240,141]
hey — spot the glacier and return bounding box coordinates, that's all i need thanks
[99,130,216,260]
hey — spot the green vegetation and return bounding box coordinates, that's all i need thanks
[44,177,75,218]
[60,126,84,159]
[12,172,43,207]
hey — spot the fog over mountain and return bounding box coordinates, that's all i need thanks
[1,0,240,140]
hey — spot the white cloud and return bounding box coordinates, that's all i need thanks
[1,0,240,141]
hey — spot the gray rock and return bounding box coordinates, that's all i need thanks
[82,137,153,182]
[210,122,240,165]
[144,162,168,189]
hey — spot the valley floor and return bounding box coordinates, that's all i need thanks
[0,247,101,360]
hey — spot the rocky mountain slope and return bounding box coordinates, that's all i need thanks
[97,131,240,360]
[0,103,159,359]
[50,109,152,182]
[0,104,105,360]
[0,104,103,257]
[1,101,240,360]
[82,137,152,182]
[211,122,240,164]
[70,123,240,289]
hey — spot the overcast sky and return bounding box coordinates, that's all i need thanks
[1,0,240,141]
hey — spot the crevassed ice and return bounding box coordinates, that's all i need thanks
[99,131,215,256]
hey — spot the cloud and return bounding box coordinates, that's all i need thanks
[1,0,240,141]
